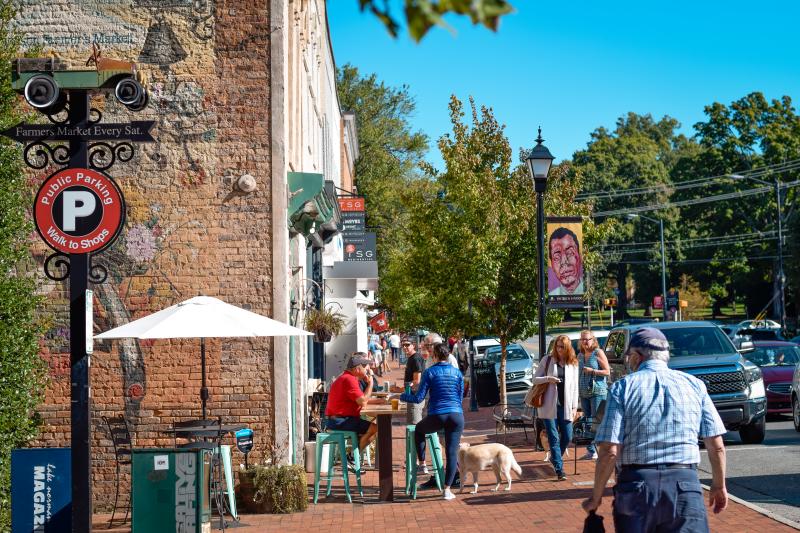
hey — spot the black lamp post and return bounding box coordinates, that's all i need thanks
[525,128,555,362]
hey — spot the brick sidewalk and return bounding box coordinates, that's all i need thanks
[94,364,798,532]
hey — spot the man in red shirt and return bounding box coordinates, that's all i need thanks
[325,353,379,451]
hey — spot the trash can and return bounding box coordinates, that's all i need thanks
[11,448,71,533]
[132,448,213,533]
[474,360,500,407]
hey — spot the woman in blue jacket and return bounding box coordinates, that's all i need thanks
[401,342,464,500]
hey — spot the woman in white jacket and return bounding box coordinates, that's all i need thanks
[533,334,579,480]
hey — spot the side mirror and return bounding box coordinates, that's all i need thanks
[738,340,755,353]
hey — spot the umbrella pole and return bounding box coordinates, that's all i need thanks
[201,338,208,419]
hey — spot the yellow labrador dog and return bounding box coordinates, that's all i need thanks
[458,442,522,493]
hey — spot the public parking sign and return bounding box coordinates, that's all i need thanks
[34,167,125,255]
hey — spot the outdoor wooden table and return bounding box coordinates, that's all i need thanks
[361,403,406,502]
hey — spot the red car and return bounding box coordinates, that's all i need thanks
[744,341,800,415]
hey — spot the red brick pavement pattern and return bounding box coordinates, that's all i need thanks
[94,364,796,532]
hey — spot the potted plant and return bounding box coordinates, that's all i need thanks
[304,307,346,342]
[236,445,309,514]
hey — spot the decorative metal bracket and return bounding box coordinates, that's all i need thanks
[44,252,70,281]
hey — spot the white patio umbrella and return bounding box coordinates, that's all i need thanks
[95,295,312,418]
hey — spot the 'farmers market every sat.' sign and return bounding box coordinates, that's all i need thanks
[34,167,126,254]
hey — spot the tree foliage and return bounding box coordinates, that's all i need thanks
[384,96,611,403]
[573,94,799,328]
[357,0,515,41]
[336,64,428,285]
[0,1,46,527]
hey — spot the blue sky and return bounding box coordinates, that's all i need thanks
[328,1,800,169]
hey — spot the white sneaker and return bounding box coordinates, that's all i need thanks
[443,489,456,500]
[422,464,429,474]
[581,451,598,460]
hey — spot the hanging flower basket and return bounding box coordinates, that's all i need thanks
[304,307,345,343]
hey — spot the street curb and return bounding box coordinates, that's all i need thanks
[701,484,800,531]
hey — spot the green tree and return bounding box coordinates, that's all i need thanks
[683,93,800,321]
[336,64,429,315]
[357,0,514,41]
[572,113,684,316]
[0,1,46,527]
[388,96,610,403]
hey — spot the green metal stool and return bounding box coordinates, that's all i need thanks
[405,425,444,499]
[313,430,364,504]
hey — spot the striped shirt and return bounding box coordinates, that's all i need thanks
[595,359,726,465]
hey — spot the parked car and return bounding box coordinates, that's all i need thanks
[612,318,657,328]
[792,362,800,432]
[469,336,501,361]
[737,319,781,331]
[545,329,610,357]
[742,342,800,416]
[789,335,800,345]
[604,321,768,444]
[484,344,536,391]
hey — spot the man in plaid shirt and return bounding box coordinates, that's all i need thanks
[582,327,728,532]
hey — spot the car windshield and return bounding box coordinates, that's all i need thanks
[660,327,738,357]
[745,346,800,367]
[486,347,529,363]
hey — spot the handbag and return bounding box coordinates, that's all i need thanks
[524,356,553,408]
[583,511,606,533]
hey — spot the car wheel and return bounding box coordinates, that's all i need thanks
[793,396,800,433]
[739,415,766,444]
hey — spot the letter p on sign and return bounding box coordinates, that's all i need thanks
[62,191,96,231]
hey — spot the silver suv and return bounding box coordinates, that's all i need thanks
[605,321,768,444]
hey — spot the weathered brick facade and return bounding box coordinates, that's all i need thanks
[14,0,276,509]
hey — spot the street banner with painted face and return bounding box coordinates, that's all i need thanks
[547,217,585,308]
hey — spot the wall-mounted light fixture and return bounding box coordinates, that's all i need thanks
[236,173,257,193]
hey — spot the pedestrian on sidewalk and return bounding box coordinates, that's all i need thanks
[369,335,383,377]
[401,342,464,501]
[582,327,728,532]
[578,329,610,460]
[534,334,579,481]
[402,338,426,424]
[389,331,401,365]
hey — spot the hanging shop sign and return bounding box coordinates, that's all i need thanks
[344,232,376,262]
[338,196,365,212]
[33,167,126,255]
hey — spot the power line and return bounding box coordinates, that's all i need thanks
[592,183,800,218]
[576,158,800,201]
[614,254,789,265]
[593,230,783,251]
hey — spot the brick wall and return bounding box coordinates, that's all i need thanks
[15,0,275,509]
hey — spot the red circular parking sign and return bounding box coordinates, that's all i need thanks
[34,167,125,254]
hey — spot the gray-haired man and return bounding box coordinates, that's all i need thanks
[582,327,728,532]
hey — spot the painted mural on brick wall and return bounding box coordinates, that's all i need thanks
[14,0,215,420]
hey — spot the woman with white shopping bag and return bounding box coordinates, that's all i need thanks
[532,334,579,481]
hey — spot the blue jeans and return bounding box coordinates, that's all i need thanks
[415,412,465,487]
[543,404,573,475]
[580,393,607,454]
[614,466,708,533]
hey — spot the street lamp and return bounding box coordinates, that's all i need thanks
[730,174,786,330]
[627,213,668,322]
[525,128,554,361]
